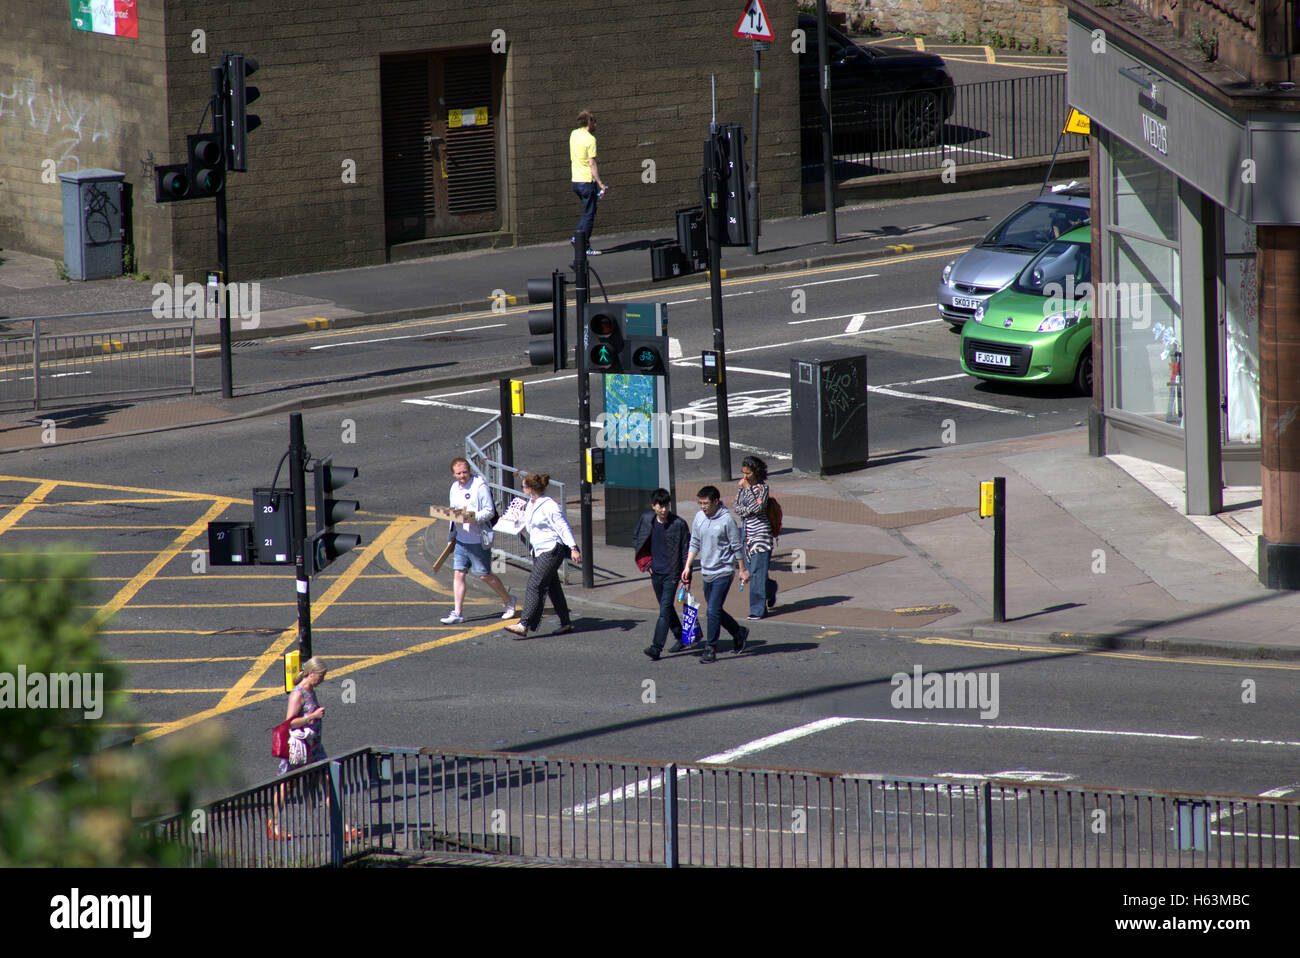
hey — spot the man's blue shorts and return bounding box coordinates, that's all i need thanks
[453,540,491,575]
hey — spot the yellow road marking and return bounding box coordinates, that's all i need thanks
[383,516,448,596]
[300,317,331,330]
[91,498,233,630]
[211,516,414,714]
[916,636,1300,671]
[17,525,192,531]
[985,46,996,63]
[132,519,503,745]
[0,480,58,534]
[133,620,506,745]
[0,474,233,501]
[120,655,373,664]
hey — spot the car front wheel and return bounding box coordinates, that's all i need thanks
[1074,348,1093,396]
[894,91,942,147]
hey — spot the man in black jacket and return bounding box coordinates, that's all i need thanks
[633,488,692,660]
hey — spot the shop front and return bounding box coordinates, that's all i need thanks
[1067,13,1300,586]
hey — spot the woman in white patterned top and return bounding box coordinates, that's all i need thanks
[504,473,582,639]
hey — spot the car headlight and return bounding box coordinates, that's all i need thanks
[973,306,983,324]
[942,262,954,285]
[1038,310,1081,333]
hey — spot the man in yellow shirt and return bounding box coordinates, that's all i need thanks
[569,110,607,254]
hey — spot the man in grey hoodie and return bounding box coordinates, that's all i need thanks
[679,486,750,663]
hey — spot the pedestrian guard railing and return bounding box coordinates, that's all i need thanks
[148,746,1300,868]
[457,412,570,583]
[802,72,1089,178]
[0,317,196,410]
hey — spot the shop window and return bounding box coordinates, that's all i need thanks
[1223,211,1259,443]
[1108,141,1182,427]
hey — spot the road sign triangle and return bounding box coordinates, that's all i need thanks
[734,0,775,41]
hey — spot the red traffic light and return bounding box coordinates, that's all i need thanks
[589,312,617,336]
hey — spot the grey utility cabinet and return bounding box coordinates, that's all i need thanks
[59,168,125,281]
[789,352,870,475]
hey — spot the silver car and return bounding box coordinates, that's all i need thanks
[937,183,1090,327]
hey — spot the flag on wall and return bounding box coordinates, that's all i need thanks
[70,0,139,39]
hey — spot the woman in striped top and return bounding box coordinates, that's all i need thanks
[733,454,777,619]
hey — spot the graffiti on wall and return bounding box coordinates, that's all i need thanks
[0,77,119,168]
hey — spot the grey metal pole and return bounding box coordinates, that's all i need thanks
[993,476,1006,622]
[290,412,312,659]
[574,237,594,589]
[705,134,733,481]
[816,0,837,244]
[213,63,233,399]
[748,42,765,255]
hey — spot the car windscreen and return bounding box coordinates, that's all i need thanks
[1011,240,1092,295]
[978,202,1090,253]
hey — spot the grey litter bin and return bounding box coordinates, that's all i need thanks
[789,352,869,475]
[59,168,126,280]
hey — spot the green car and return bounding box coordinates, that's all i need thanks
[960,225,1093,394]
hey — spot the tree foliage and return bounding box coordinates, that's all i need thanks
[0,550,231,866]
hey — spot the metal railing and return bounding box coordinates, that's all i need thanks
[149,746,1300,868]
[0,318,196,410]
[802,73,1088,179]
[459,412,569,582]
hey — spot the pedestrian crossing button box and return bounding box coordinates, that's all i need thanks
[253,488,295,564]
[208,521,254,565]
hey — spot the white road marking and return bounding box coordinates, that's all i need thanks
[310,323,506,350]
[563,715,1300,816]
[401,398,790,461]
[845,314,866,334]
[667,298,698,305]
[677,365,1026,417]
[566,718,857,815]
[789,304,932,326]
[722,290,756,299]
[668,337,682,360]
[780,273,879,289]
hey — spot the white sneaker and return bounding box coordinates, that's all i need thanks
[440,611,464,624]
[501,595,517,620]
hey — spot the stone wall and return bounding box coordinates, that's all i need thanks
[1,1,801,280]
[0,1,168,275]
[827,0,1069,53]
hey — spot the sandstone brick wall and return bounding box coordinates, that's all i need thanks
[1,1,802,281]
[828,0,1069,53]
[0,1,169,275]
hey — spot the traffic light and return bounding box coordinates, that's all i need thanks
[624,336,667,375]
[186,133,225,198]
[526,271,567,370]
[585,302,626,373]
[225,53,260,172]
[153,163,191,203]
[310,456,360,574]
[705,123,750,247]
